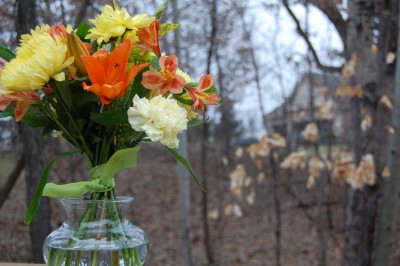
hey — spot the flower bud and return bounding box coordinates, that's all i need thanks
[48,24,69,41]
[66,32,90,77]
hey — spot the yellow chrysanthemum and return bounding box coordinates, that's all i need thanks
[173,70,197,119]
[176,69,194,83]
[86,5,155,45]
[0,32,74,94]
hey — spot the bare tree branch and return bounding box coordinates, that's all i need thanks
[280,0,343,72]
[305,0,347,46]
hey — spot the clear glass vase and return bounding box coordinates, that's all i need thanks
[43,196,149,266]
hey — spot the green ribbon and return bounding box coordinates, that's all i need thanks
[43,147,140,198]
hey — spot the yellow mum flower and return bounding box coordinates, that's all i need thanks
[86,5,155,45]
[19,24,51,46]
[176,69,194,84]
[0,32,74,94]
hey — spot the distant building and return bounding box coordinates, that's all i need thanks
[265,72,352,150]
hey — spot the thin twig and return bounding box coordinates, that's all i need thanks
[280,0,343,72]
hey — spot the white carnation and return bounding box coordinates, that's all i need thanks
[128,95,188,148]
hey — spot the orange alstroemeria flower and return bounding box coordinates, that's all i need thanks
[186,74,220,114]
[81,39,149,104]
[137,19,161,57]
[141,54,186,95]
[0,91,40,121]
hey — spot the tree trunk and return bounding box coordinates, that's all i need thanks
[343,1,390,265]
[171,0,193,265]
[16,0,51,263]
[198,0,218,264]
[374,1,400,264]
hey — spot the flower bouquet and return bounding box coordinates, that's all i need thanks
[0,0,220,265]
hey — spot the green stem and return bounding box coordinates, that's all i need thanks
[47,247,57,266]
[64,250,73,266]
[91,195,109,266]
[49,80,95,166]
[133,248,143,266]
[39,100,95,168]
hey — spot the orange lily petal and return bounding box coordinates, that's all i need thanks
[81,50,108,84]
[81,39,148,104]
[100,83,125,104]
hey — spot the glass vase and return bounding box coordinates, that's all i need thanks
[43,196,149,266]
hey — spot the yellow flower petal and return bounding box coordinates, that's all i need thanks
[86,5,155,45]
[52,72,66,82]
[0,30,73,93]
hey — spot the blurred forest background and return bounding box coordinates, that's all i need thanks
[0,0,400,265]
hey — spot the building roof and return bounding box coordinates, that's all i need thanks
[266,72,341,122]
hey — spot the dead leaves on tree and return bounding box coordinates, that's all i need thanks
[213,134,287,220]
[302,122,320,142]
[332,154,376,190]
[279,147,379,190]
[246,133,286,169]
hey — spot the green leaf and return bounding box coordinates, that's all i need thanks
[174,94,194,106]
[187,82,198,87]
[126,69,149,101]
[103,147,140,178]
[188,118,209,128]
[0,44,16,61]
[22,111,49,128]
[90,107,129,126]
[72,92,99,106]
[90,147,140,188]
[55,79,73,108]
[205,85,218,94]
[75,23,91,40]
[91,40,100,52]
[0,105,14,118]
[166,147,205,191]
[24,152,78,224]
[150,56,160,70]
[154,0,169,19]
[159,23,180,37]
[43,181,92,198]
[69,76,88,88]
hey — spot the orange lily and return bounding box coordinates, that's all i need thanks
[186,74,220,114]
[0,91,40,121]
[137,19,161,57]
[81,39,149,104]
[141,54,186,95]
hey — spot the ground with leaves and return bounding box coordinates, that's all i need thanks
[1,143,400,265]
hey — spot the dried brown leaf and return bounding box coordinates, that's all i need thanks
[280,150,308,170]
[379,94,393,110]
[302,122,319,142]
